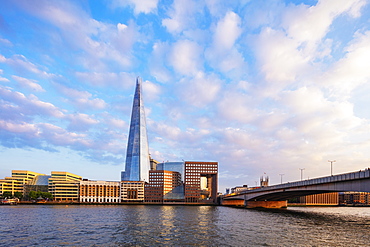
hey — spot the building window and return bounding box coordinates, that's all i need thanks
[127,189,138,199]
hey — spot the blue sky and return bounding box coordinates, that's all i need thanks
[1,0,370,192]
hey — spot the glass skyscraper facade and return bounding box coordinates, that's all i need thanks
[122,77,150,182]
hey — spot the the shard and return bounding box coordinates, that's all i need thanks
[121,77,150,182]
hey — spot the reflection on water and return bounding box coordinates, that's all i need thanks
[0,205,369,246]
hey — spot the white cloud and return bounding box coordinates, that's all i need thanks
[0,69,9,82]
[39,123,90,147]
[107,117,126,129]
[56,84,107,110]
[111,0,159,14]
[217,91,257,124]
[0,54,6,62]
[142,80,161,102]
[14,0,137,70]
[282,0,367,56]
[322,31,370,98]
[75,71,135,89]
[214,11,241,50]
[112,21,138,56]
[5,55,52,78]
[177,72,221,107]
[205,11,246,76]
[149,42,173,83]
[12,75,45,92]
[162,0,198,33]
[0,120,38,135]
[0,38,12,46]
[168,40,202,76]
[67,113,99,132]
[0,86,64,118]
[253,27,310,84]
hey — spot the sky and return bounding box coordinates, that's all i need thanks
[1,0,370,193]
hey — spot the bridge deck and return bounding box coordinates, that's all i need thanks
[226,169,370,197]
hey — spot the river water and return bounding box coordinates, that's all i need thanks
[0,205,369,246]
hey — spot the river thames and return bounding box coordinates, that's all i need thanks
[0,205,369,246]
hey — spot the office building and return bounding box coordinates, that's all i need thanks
[157,162,185,181]
[145,170,182,203]
[23,175,51,200]
[48,171,82,202]
[339,192,370,205]
[120,181,145,202]
[150,158,159,170]
[298,192,339,205]
[121,77,150,182]
[79,180,120,203]
[184,161,218,203]
[0,170,44,196]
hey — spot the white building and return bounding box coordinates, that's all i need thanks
[120,181,145,202]
[80,180,120,203]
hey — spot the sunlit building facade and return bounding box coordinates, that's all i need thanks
[339,192,370,205]
[0,170,44,196]
[184,161,218,203]
[48,171,82,202]
[79,180,120,203]
[121,77,150,183]
[145,170,182,203]
[298,192,339,205]
[157,162,185,181]
[120,181,145,202]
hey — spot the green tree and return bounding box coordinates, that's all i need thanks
[29,191,38,200]
[2,191,13,198]
[14,192,23,199]
[41,192,53,200]
[28,191,53,200]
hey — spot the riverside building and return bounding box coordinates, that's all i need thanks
[79,180,120,203]
[145,170,182,203]
[339,192,370,205]
[184,161,218,203]
[120,181,145,202]
[0,170,44,196]
[48,171,82,202]
[296,192,339,205]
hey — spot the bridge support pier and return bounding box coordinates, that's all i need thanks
[245,200,287,209]
[221,199,245,207]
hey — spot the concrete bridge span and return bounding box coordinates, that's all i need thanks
[222,169,370,208]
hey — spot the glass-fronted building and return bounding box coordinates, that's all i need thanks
[122,77,150,182]
[157,162,185,182]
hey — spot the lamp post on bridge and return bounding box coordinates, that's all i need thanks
[299,168,305,181]
[279,174,284,184]
[328,160,336,176]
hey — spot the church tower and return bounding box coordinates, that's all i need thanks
[121,77,150,182]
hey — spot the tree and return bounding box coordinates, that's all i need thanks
[28,191,54,200]
[14,192,23,199]
[41,192,53,200]
[29,191,38,200]
[2,191,13,198]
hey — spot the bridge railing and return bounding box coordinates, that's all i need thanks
[233,169,370,196]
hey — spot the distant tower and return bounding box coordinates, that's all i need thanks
[260,175,269,187]
[121,77,150,182]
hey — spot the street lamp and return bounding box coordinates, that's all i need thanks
[279,174,284,184]
[328,160,336,176]
[299,168,305,181]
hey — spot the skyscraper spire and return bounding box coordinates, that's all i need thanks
[122,77,150,182]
